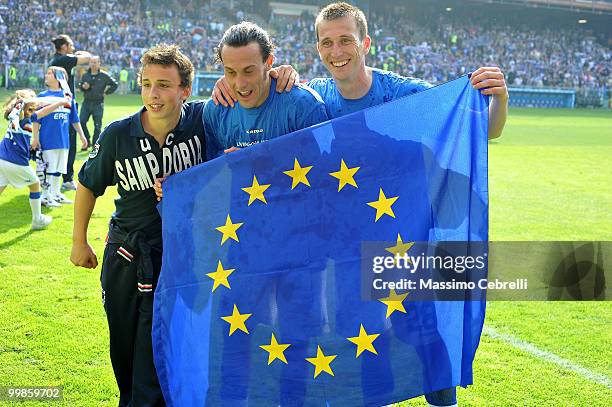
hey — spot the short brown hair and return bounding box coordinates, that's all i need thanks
[137,44,194,88]
[315,2,368,41]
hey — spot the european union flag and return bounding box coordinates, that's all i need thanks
[153,76,489,406]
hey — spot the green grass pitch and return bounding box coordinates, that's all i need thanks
[0,93,610,406]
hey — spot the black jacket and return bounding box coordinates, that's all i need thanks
[50,53,77,94]
[79,69,118,102]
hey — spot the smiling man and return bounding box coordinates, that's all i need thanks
[203,21,328,159]
[201,22,329,407]
[71,44,205,406]
[308,2,507,140]
[309,3,432,117]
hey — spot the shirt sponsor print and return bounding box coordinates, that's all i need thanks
[115,135,203,191]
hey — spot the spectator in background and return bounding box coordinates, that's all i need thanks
[49,34,93,191]
[119,67,129,95]
[32,66,87,207]
[8,66,17,88]
[79,56,118,147]
[0,0,608,92]
[0,89,53,230]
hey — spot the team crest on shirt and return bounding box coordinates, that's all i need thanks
[89,143,100,159]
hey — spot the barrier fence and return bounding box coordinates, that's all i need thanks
[2,63,610,108]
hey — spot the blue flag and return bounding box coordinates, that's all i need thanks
[153,76,489,406]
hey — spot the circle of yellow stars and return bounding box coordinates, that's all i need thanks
[206,156,413,379]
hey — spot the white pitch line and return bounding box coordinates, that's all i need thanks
[483,326,612,389]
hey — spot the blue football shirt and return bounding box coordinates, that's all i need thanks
[307,68,432,119]
[203,78,329,159]
[33,89,79,150]
[0,117,33,166]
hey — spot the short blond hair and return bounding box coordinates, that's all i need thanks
[315,2,368,41]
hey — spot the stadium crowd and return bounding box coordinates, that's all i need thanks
[0,0,610,90]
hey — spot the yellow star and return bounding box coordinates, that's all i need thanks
[205,260,235,292]
[329,159,360,191]
[385,233,415,264]
[221,304,252,336]
[305,345,337,378]
[283,158,312,189]
[259,333,291,365]
[378,289,409,318]
[367,188,398,222]
[215,214,243,245]
[347,324,380,357]
[241,175,271,206]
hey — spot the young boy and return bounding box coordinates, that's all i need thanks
[0,89,70,230]
[71,44,206,406]
[32,66,87,206]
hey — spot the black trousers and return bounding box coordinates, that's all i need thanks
[101,241,165,407]
[63,125,76,183]
[80,100,104,145]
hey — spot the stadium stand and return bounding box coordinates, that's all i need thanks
[1,0,610,107]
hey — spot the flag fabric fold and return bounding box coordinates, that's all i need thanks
[153,76,489,406]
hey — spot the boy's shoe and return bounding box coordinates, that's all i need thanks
[42,197,61,207]
[53,193,73,204]
[32,214,53,230]
[62,181,77,191]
